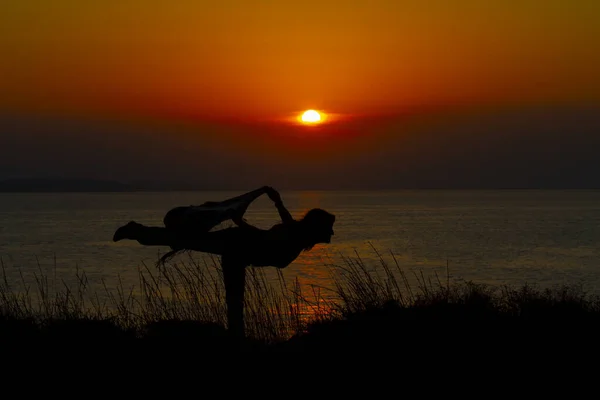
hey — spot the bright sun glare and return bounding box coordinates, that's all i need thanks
[301,110,321,124]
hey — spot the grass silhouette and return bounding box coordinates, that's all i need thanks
[2,249,600,358]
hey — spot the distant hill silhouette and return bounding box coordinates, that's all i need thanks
[0,178,134,192]
[0,178,227,192]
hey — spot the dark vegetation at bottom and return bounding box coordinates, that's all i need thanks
[3,287,600,360]
[3,254,600,363]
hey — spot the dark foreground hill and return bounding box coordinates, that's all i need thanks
[3,284,600,362]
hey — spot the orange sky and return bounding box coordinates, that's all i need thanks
[1,0,599,124]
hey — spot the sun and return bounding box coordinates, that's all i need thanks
[301,110,322,124]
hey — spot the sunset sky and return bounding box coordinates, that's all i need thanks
[1,1,599,189]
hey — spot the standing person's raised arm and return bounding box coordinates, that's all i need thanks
[266,187,294,224]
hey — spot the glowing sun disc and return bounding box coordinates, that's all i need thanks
[301,110,321,123]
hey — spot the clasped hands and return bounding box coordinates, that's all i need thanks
[263,186,283,205]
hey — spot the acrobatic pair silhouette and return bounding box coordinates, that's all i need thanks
[113,186,335,337]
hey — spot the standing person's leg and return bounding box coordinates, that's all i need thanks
[222,255,247,338]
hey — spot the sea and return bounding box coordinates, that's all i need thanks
[2,190,600,304]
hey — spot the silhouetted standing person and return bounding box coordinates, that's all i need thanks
[113,186,335,337]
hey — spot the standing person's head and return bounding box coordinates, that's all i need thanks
[298,208,336,250]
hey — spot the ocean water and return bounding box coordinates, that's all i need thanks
[2,190,600,301]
